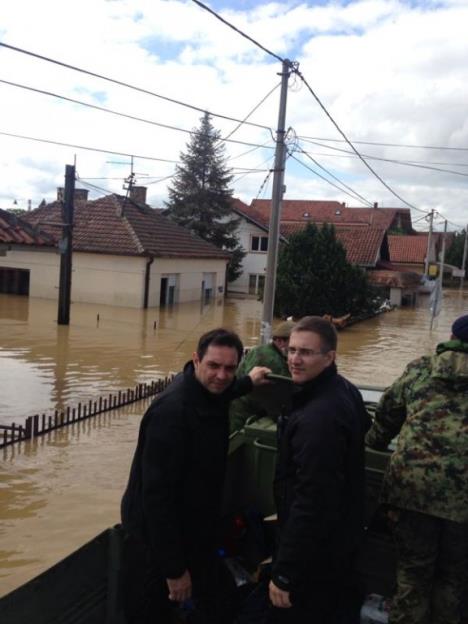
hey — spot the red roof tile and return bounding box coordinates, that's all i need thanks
[249,199,412,232]
[23,195,230,260]
[0,209,54,246]
[279,222,387,267]
[388,234,429,264]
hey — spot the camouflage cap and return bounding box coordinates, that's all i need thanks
[452,314,468,342]
[273,320,295,338]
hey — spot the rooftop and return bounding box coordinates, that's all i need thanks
[0,209,54,246]
[23,194,230,260]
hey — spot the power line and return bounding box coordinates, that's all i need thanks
[183,3,426,214]
[222,82,280,141]
[295,144,373,207]
[0,78,275,151]
[289,152,379,206]
[0,129,182,163]
[0,41,272,134]
[296,138,468,178]
[297,134,468,153]
[292,68,427,215]
[190,0,285,64]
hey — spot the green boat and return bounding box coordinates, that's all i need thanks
[0,386,395,624]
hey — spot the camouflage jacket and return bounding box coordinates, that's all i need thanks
[366,340,468,522]
[229,343,292,433]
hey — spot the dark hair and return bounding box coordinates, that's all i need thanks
[197,328,244,363]
[291,316,337,352]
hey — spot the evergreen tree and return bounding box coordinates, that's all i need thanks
[165,112,245,282]
[274,223,380,318]
[446,229,467,272]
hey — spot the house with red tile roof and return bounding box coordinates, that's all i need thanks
[2,187,230,307]
[388,233,437,274]
[0,208,55,296]
[229,199,392,295]
[249,199,414,233]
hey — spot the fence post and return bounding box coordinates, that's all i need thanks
[24,417,33,440]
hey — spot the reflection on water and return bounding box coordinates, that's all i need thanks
[0,289,466,595]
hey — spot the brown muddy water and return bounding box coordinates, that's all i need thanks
[0,290,467,595]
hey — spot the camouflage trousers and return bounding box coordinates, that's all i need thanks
[389,509,468,624]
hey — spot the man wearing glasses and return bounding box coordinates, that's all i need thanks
[268,316,370,623]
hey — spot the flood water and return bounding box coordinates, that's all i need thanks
[0,289,467,595]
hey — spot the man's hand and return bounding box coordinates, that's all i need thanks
[167,569,192,602]
[269,580,292,608]
[248,366,272,386]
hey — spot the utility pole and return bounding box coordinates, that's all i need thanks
[424,209,434,276]
[57,164,75,325]
[460,225,468,290]
[260,59,293,344]
[430,219,447,330]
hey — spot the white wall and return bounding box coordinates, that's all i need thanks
[229,219,269,294]
[0,247,60,299]
[147,257,228,307]
[1,248,227,308]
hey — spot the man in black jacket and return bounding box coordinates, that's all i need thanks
[121,328,270,624]
[268,316,370,623]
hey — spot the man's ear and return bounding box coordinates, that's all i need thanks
[325,350,336,366]
[192,351,199,368]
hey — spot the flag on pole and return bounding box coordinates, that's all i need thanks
[430,277,443,328]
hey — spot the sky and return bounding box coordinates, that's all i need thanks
[1,0,468,232]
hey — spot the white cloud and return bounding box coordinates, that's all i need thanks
[0,0,467,228]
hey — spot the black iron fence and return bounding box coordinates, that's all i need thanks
[0,377,173,449]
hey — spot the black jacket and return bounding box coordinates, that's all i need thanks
[121,361,252,579]
[272,363,371,591]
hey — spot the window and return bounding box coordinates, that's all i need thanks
[248,274,265,296]
[251,235,268,252]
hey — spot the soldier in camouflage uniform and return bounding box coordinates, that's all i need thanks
[366,314,468,624]
[229,321,294,433]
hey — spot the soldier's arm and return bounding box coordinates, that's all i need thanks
[365,363,417,450]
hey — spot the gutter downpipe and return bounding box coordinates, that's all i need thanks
[144,256,154,309]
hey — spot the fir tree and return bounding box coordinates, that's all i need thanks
[446,229,467,273]
[274,223,380,318]
[165,112,245,282]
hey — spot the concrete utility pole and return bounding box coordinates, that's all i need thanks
[460,225,468,290]
[57,164,75,325]
[424,209,434,276]
[260,59,292,345]
[430,219,447,331]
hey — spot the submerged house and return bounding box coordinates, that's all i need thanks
[0,187,230,308]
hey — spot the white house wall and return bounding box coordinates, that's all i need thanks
[1,248,227,308]
[229,219,268,294]
[147,257,227,307]
[0,247,59,298]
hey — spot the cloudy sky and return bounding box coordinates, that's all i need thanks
[1,0,467,231]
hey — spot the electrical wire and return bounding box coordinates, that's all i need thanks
[222,82,280,141]
[289,152,378,205]
[296,138,468,178]
[297,134,468,153]
[184,2,426,214]
[0,130,273,171]
[295,144,373,207]
[0,41,272,134]
[0,78,275,151]
[292,68,427,215]
[190,0,285,64]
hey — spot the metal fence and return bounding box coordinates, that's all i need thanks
[0,377,172,449]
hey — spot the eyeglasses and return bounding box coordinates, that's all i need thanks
[287,346,327,358]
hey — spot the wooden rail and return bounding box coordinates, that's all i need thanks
[0,377,172,449]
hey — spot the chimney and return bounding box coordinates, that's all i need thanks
[129,186,147,205]
[56,187,89,202]
[373,202,378,209]
[75,188,89,202]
